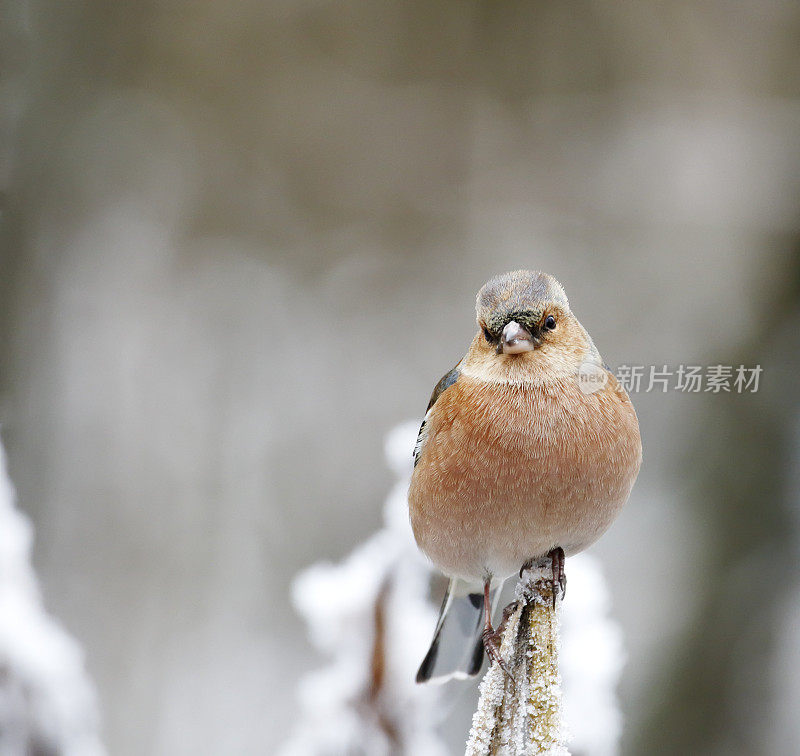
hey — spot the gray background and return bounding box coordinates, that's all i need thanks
[2,1,800,753]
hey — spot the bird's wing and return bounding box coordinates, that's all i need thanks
[413,363,461,467]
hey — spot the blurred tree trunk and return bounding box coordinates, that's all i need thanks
[631,246,800,754]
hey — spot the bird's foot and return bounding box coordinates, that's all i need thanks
[519,547,567,607]
[482,622,515,684]
[550,547,566,606]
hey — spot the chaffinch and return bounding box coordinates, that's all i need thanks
[409,270,641,683]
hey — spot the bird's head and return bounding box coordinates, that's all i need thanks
[463,270,597,384]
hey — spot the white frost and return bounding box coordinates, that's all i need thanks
[0,439,105,756]
[279,421,448,756]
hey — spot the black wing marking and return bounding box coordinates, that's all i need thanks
[426,364,461,412]
[413,364,461,467]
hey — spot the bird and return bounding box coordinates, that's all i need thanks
[409,270,641,683]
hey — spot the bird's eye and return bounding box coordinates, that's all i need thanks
[483,327,494,343]
[543,315,556,331]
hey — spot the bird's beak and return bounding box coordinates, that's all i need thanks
[499,321,538,354]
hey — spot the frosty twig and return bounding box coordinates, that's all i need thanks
[466,561,568,756]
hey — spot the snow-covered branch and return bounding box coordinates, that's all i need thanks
[0,438,104,756]
[466,562,567,756]
[279,422,448,756]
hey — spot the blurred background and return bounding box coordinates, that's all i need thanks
[2,1,800,754]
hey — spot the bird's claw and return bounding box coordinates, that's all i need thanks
[482,625,514,684]
[549,547,566,608]
[520,547,567,607]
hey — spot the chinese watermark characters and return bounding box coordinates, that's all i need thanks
[614,364,762,394]
[577,362,763,395]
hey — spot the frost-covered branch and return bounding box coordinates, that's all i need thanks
[466,562,568,756]
[279,422,448,756]
[0,439,104,756]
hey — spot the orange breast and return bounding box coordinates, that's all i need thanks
[408,374,641,581]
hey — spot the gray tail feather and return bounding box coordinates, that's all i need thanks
[416,578,501,684]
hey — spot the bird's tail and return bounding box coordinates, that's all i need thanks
[416,577,502,684]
